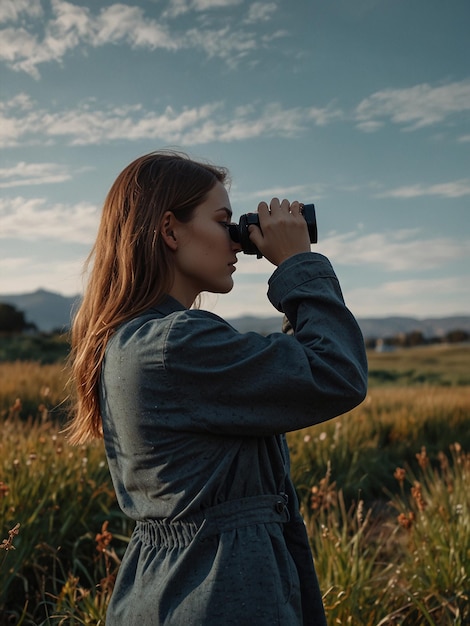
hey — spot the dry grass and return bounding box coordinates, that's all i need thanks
[1,346,469,624]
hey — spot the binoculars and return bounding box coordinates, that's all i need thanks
[228,203,318,258]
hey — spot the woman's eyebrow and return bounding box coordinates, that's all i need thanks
[216,207,233,219]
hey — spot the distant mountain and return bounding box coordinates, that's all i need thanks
[0,289,81,333]
[1,289,469,338]
[355,316,470,340]
[228,315,470,338]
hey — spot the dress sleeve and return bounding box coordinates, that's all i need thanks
[161,252,368,436]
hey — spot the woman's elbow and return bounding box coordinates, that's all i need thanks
[327,361,368,415]
[343,364,368,411]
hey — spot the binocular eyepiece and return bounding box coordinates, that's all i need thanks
[228,203,318,258]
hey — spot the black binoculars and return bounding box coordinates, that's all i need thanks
[228,203,318,258]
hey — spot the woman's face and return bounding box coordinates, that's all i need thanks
[168,181,241,307]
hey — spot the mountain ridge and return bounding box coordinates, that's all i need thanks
[1,288,469,338]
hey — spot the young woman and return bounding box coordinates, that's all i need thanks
[68,151,367,625]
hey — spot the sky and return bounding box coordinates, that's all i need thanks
[0,0,469,320]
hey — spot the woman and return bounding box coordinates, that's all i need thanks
[68,151,367,625]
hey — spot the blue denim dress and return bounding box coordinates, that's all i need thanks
[100,253,368,625]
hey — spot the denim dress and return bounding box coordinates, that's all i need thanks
[100,252,368,625]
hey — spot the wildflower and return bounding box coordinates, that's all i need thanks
[41,386,50,397]
[38,403,48,421]
[10,398,21,412]
[411,481,427,511]
[416,446,429,470]
[438,451,449,471]
[452,442,462,454]
[394,467,406,486]
[0,523,20,551]
[310,474,337,512]
[96,520,113,554]
[303,434,311,443]
[319,432,327,441]
[0,482,9,498]
[397,512,415,530]
[356,500,364,525]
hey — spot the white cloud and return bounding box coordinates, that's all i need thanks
[0,254,85,296]
[317,229,470,271]
[355,120,384,133]
[375,179,470,199]
[231,183,327,207]
[0,196,99,244]
[164,0,244,18]
[0,0,281,77]
[244,2,278,24]
[92,4,175,49]
[0,0,42,23]
[205,271,470,319]
[355,79,470,131]
[0,27,41,65]
[0,162,74,188]
[0,95,341,147]
[0,1,177,78]
[345,277,469,317]
[191,0,244,10]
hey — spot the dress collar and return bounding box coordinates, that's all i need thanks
[149,295,187,317]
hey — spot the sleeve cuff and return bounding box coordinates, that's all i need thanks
[267,252,337,311]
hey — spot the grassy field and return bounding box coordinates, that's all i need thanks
[1,344,469,624]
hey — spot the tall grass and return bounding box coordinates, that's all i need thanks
[288,386,470,505]
[302,444,469,625]
[1,347,469,624]
[0,361,70,424]
[0,410,131,624]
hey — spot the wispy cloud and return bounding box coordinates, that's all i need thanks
[0,196,99,244]
[0,95,342,147]
[319,229,470,271]
[2,192,468,276]
[345,277,469,317]
[163,0,244,19]
[374,179,470,199]
[0,254,85,297]
[0,162,74,188]
[355,79,470,132]
[0,0,281,78]
[0,0,43,22]
[244,2,278,24]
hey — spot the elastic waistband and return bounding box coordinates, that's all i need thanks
[135,494,290,548]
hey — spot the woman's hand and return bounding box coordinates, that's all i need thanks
[248,198,311,266]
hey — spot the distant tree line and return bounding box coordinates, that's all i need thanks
[365,329,469,350]
[0,303,37,334]
[1,303,469,348]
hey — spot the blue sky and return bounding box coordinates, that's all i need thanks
[1,0,469,319]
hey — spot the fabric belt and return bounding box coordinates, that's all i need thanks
[135,494,290,548]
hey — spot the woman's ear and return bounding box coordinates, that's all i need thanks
[160,211,178,251]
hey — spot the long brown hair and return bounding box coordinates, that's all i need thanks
[66,151,228,444]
